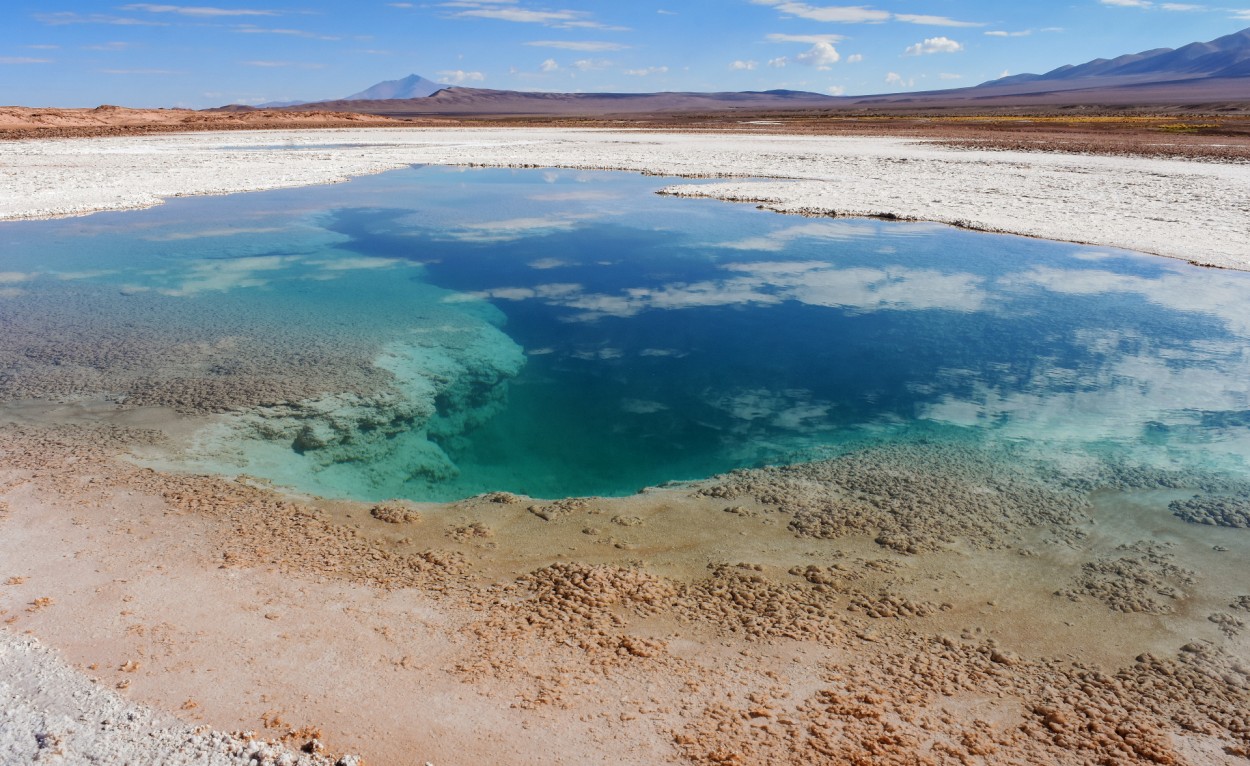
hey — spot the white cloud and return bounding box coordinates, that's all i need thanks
[893,13,984,27]
[0,57,53,64]
[119,3,276,16]
[885,71,912,87]
[766,32,846,44]
[796,41,840,69]
[234,25,339,40]
[540,58,559,72]
[525,40,628,51]
[1100,0,1152,6]
[438,215,586,243]
[454,7,580,24]
[752,1,890,23]
[573,58,611,70]
[752,0,982,27]
[717,221,877,252]
[436,69,485,84]
[624,66,668,76]
[905,36,963,55]
[442,2,624,29]
[730,59,758,70]
[827,85,846,95]
[35,12,169,25]
[985,29,1031,37]
[768,56,788,67]
[846,53,863,63]
[100,67,182,74]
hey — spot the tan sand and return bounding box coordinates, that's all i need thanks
[2,412,1248,764]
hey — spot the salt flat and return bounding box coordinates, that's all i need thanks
[1,127,1247,268]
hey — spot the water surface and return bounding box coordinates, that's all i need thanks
[1,166,1248,501]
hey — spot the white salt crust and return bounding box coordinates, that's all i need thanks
[1,128,1247,268]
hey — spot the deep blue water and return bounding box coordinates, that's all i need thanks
[2,166,1248,500]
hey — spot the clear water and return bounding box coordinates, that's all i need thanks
[2,166,1249,501]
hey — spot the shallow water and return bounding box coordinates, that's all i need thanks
[2,166,1249,501]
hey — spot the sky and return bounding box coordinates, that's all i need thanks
[2,0,1249,108]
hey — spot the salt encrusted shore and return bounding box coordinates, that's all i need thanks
[0,631,357,765]
[1,127,1247,268]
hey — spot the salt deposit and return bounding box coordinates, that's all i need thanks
[1,128,1247,268]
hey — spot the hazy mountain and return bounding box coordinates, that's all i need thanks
[981,27,1250,87]
[344,74,448,101]
[241,31,1250,117]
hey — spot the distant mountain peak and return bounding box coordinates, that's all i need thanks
[979,26,1250,87]
[344,74,448,101]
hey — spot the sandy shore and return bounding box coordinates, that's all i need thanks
[2,128,1250,764]
[1,127,1247,268]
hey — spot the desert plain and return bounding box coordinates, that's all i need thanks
[2,112,1250,766]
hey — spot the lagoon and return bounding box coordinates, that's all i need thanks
[2,166,1248,502]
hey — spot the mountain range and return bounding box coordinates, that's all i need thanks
[237,27,1249,116]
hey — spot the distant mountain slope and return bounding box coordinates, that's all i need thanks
[305,87,842,116]
[982,27,1250,87]
[344,74,448,101]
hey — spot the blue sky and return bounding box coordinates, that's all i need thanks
[3,0,1249,108]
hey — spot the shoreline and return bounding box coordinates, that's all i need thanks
[1,127,1248,269]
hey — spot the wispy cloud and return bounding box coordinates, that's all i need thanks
[753,1,889,23]
[730,59,758,70]
[35,12,168,26]
[440,1,625,30]
[985,29,1032,37]
[455,7,581,24]
[100,68,183,74]
[766,32,845,43]
[904,36,964,55]
[0,56,53,64]
[241,60,324,68]
[893,13,984,27]
[624,65,668,76]
[753,0,983,27]
[234,25,339,40]
[525,40,628,51]
[119,3,277,16]
[438,214,586,243]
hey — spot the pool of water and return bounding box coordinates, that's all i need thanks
[2,166,1249,501]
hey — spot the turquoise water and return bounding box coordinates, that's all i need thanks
[2,166,1249,501]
